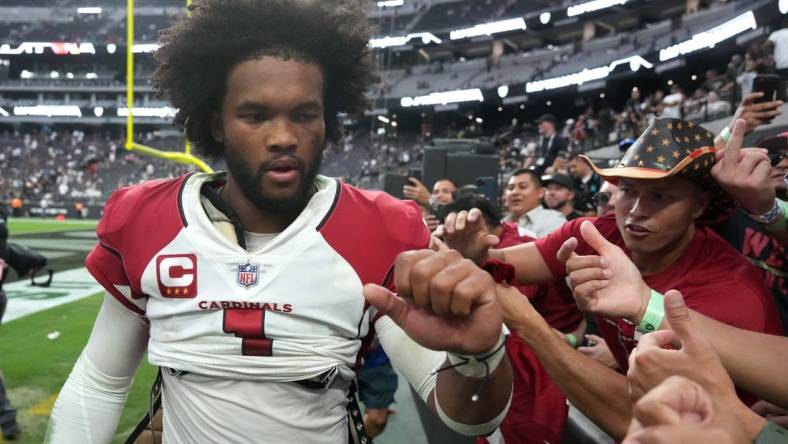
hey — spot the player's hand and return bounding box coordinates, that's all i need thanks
[577,334,619,369]
[443,209,500,264]
[557,220,650,323]
[727,92,783,136]
[711,119,775,216]
[363,248,502,355]
[626,290,735,403]
[403,178,430,205]
[623,376,751,444]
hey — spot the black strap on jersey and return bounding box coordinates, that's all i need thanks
[125,368,162,444]
[347,381,373,444]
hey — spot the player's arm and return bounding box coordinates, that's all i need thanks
[366,246,513,437]
[375,315,511,436]
[497,283,633,439]
[45,293,148,444]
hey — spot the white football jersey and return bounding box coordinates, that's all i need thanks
[86,172,430,442]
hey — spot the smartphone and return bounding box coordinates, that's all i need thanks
[408,168,422,183]
[753,74,780,104]
[383,173,409,199]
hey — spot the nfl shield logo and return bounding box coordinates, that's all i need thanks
[236,262,260,289]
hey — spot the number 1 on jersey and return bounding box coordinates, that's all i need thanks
[223,309,273,356]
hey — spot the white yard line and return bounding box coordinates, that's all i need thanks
[2,267,103,323]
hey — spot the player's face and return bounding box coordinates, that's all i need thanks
[544,184,573,210]
[504,174,543,218]
[615,177,707,256]
[215,56,326,212]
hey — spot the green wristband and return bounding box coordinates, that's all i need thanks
[755,421,788,444]
[719,126,732,142]
[565,333,578,349]
[764,199,788,234]
[637,290,665,334]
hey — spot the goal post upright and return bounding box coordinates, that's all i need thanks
[124,0,212,173]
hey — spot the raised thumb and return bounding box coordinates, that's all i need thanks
[363,284,407,325]
[580,220,613,254]
[664,290,694,348]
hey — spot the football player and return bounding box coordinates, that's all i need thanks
[45,1,512,443]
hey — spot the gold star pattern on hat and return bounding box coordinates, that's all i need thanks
[578,117,736,224]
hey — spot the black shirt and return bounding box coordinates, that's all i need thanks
[712,210,788,334]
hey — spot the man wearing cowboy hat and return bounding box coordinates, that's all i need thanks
[442,117,783,440]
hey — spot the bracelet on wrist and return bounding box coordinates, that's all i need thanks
[565,333,578,348]
[744,198,783,226]
[637,290,665,334]
[763,199,787,233]
[720,126,732,143]
[755,421,788,444]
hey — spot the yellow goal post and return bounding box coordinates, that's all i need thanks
[125,0,213,173]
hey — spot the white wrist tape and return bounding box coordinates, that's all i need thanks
[434,384,513,436]
[446,332,507,378]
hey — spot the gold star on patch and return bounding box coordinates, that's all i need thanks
[684,136,690,143]
[675,136,682,143]
[688,122,695,128]
[666,122,673,130]
[694,134,701,142]
[686,148,692,154]
[656,155,666,163]
[646,145,655,153]
[677,122,683,130]
[694,163,700,170]
[662,138,670,146]
[703,159,709,167]
[651,128,659,136]
[672,150,680,158]
[174,288,181,295]
[634,154,641,160]
[638,160,645,167]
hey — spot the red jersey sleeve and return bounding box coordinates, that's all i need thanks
[85,190,147,316]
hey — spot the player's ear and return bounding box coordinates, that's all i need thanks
[210,111,224,143]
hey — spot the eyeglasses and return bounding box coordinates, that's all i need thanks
[593,192,611,207]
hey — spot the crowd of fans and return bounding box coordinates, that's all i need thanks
[398,91,787,442]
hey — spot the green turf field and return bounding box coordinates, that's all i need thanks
[0,293,157,444]
[7,218,98,235]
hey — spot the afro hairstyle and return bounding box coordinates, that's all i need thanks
[152,0,376,159]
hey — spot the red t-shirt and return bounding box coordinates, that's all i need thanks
[535,214,783,370]
[478,222,570,444]
[498,222,584,332]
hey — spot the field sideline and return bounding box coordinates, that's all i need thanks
[7,218,98,235]
[2,218,156,443]
[0,294,158,444]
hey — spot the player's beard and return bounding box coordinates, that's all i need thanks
[225,149,323,214]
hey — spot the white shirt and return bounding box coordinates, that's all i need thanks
[770,29,788,70]
[505,205,567,238]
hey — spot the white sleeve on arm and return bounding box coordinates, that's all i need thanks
[374,315,444,403]
[45,293,149,444]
